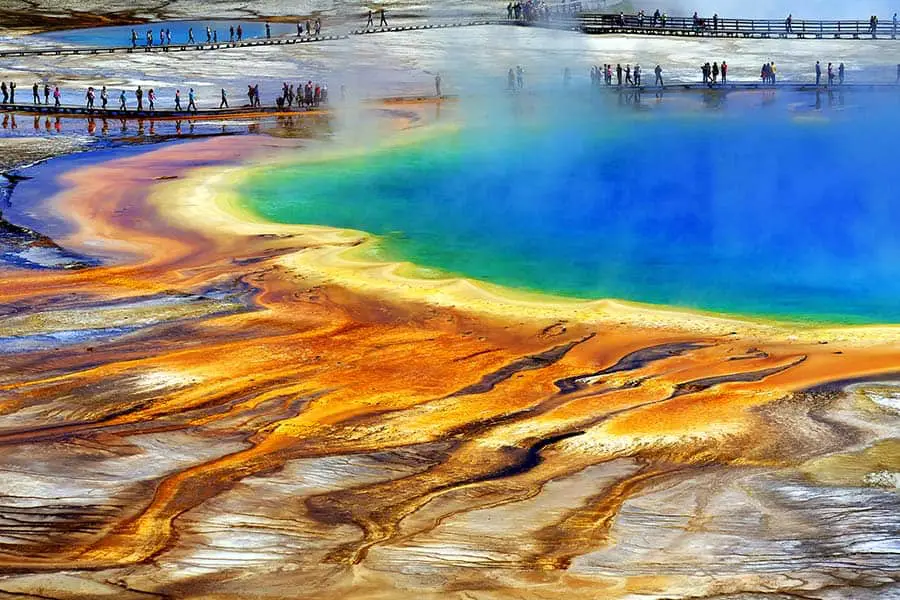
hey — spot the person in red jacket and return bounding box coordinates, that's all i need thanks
[721,61,728,83]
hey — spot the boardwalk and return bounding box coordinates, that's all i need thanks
[578,14,900,40]
[0,21,496,59]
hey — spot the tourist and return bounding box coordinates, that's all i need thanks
[32,82,39,104]
[721,60,727,83]
[769,62,776,84]
[815,60,821,86]
[188,27,195,44]
[894,13,898,37]
[146,29,152,48]
[159,29,165,47]
[266,23,271,39]
[367,10,374,28]
[516,65,524,89]
[701,62,708,84]
[507,68,515,90]
[207,26,212,43]
[85,86,94,109]
[247,84,255,105]
[100,85,108,109]
[315,18,321,35]
[616,63,622,86]
[188,88,197,113]
[297,22,302,36]
[507,3,513,20]
[148,88,156,111]
[634,64,641,86]
[654,64,663,86]
[44,84,50,104]
[314,83,321,106]
[870,15,878,35]
[838,62,845,84]
[136,85,144,111]
[380,8,388,27]
[220,88,228,108]
[119,89,127,110]
[827,62,834,86]
[712,61,719,83]
[254,84,261,107]
[625,64,632,86]
[131,29,137,48]
[237,25,243,41]
[53,86,60,108]
[175,89,182,110]
[213,30,218,43]
[231,25,236,41]
[1,81,8,104]
[713,13,718,32]
[785,14,793,33]
[435,73,442,96]
[166,29,172,45]
[305,81,313,106]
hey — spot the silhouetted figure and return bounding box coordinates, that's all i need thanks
[175,89,182,110]
[44,84,50,104]
[721,61,727,83]
[815,60,821,86]
[266,23,271,38]
[188,88,197,113]
[32,82,39,104]
[53,86,60,107]
[380,9,388,27]
[8,81,15,103]
[119,90,127,110]
[654,64,663,86]
[367,10,374,28]
[220,88,228,108]
[136,85,143,111]
[100,85,108,108]
[785,14,792,33]
[435,73,442,96]
[237,25,243,41]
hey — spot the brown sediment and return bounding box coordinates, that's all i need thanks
[0,104,898,598]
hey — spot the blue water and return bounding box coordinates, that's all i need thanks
[38,20,309,47]
[239,94,900,323]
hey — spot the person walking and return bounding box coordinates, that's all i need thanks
[9,81,15,104]
[616,63,622,86]
[118,89,127,110]
[100,85,108,108]
[315,18,321,35]
[712,61,719,83]
[516,65,524,89]
[136,85,143,111]
[769,62,776,84]
[380,8,388,27]
[2,82,8,104]
[188,27,195,44]
[634,64,641,86]
[166,29,172,45]
[507,68,515,90]
[838,62,845,84]
[213,30,218,43]
[827,62,834,86]
[131,28,137,48]
[435,73,442,97]
[146,29,152,48]
[237,25,243,41]
[206,26,212,43]
[230,25,235,42]
[188,88,197,113]
[32,82,39,104]
[297,22,303,36]
[654,64,663,86]
[175,89,182,111]
[367,10,374,28]
[220,88,228,108]
[254,84,261,107]
[894,12,898,37]
[148,88,155,111]
[43,84,50,105]
[265,23,271,38]
[815,60,821,86]
[53,86,60,108]
[85,86,94,109]
[721,60,727,83]
[785,13,792,33]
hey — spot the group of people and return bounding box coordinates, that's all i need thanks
[590,64,646,86]
[506,66,525,90]
[296,19,322,37]
[2,82,63,107]
[700,61,728,85]
[129,19,323,49]
[275,81,328,109]
[505,1,554,22]
[815,61,846,86]
[365,9,389,28]
[759,62,778,84]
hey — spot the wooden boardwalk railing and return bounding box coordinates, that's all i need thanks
[577,14,900,39]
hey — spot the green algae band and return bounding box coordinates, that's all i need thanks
[238,101,900,324]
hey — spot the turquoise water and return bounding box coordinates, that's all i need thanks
[239,95,900,323]
[38,20,304,47]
